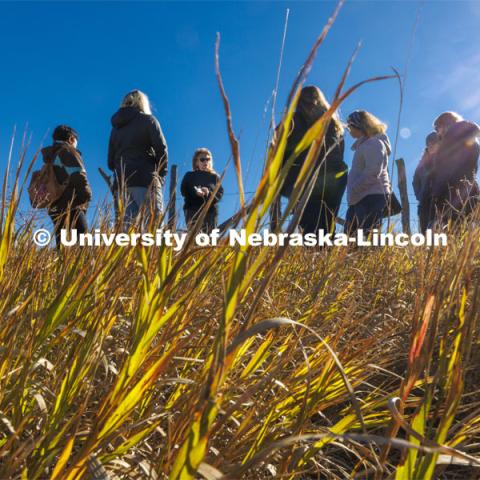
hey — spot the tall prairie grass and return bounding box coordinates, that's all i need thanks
[1,4,480,479]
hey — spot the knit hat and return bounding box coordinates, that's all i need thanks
[346,110,365,131]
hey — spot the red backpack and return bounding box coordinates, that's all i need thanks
[28,162,68,209]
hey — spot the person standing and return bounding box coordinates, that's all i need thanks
[108,90,168,227]
[181,148,223,233]
[344,110,394,236]
[430,111,480,226]
[41,125,92,248]
[280,86,348,234]
[413,132,439,233]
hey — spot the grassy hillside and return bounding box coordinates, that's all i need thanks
[1,8,480,478]
[1,206,480,479]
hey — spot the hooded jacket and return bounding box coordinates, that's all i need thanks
[430,120,480,200]
[347,133,392,206]
[281,112,347,197]
[108,107,168,188]
[41,141,92,212]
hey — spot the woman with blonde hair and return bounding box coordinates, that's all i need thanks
[108,89,168,227]
[345,110,396,235]
[180,148,224,233]
[280,85,348,234]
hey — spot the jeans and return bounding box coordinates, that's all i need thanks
[345,194,387,236]
[49,208,88,249]
[117,181,163,229]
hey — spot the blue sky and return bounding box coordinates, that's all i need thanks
[1,0,479,231]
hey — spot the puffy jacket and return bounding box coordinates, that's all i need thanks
[430,121,480,200]
[347,133,392,206]
[41,141,92,212]
[181,170,224,214]
[281,112,346,197]
[108,106,168,187]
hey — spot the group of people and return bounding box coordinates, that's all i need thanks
[413,112,480,233]
[279,86,479,236]
[41,90,223,247]
[38,86,480,248]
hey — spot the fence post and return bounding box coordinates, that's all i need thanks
[168,164,177,231]
[270,196,281,231]
[395,158,411,234]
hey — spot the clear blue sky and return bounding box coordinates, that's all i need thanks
[1,0,479,231]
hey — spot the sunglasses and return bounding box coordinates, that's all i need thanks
[198,157,210,163]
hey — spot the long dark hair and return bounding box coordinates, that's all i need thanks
[297,86,344,135]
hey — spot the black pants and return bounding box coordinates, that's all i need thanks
[184,208,218,234]
[299,172,348,234]
[345,194,387,236]
[418,200,434,234]
[49,208,88,248]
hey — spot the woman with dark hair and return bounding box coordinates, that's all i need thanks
[345,110,396,236]
[280,85,348,234]
[42,125,92,248]
[108,90,168,227]
[181,148,223,233]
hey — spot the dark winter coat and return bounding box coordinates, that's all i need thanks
[180,170,224,215]
[430,120,480,200]
[41,141,92,212]
[108,107,168,188]
[413,150,435,204]
[281,112,347,197]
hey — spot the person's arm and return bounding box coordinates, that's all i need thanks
[180,173,199,201]
[412,162,424,201]
[180,173,188,198]
[207,174,224,203]
[108,132,115,171]
[149,116,168,178]
[350,139,387,195]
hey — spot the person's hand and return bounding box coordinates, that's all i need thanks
[201,187,209,196]
[194,186,205,197]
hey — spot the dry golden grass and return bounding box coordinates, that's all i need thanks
[1,3,480,478]
[1,210,480,479]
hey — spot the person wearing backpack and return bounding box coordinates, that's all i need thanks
[181,148,223,233]
[41,125,92,248]
[108,90,168,228]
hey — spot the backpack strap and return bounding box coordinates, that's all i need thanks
[52,154,84,176]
